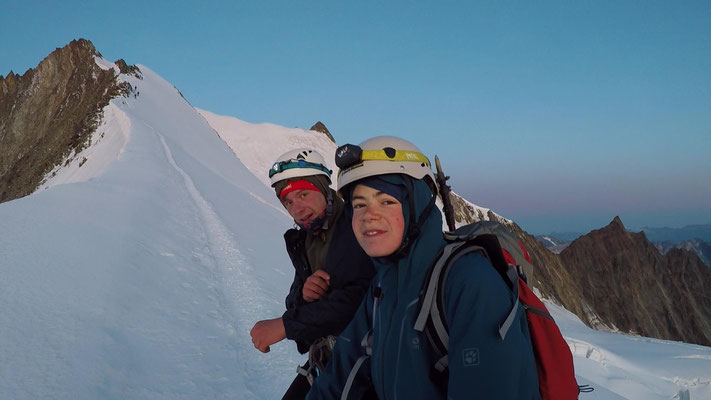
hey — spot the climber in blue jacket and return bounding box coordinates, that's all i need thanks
[306,136,541,399]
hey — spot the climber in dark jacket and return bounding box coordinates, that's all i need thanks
[249,148,375,400]
[306,136,540,399]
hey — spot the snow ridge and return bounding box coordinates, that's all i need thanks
[155,128,260,398]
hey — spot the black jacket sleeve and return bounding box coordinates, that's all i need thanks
[282,218,375,354]
[283,229,309,313]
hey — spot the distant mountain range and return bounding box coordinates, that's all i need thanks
[642,223,711,243]
[538,231,585,242]
[534,235,570,254]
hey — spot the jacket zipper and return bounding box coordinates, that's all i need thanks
[378,269,398,399]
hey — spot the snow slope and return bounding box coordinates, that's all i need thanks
[1,58,709,399]
[549,303,711,400]
[197,109,338,190]
[1,60,302,399]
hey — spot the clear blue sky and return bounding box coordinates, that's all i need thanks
[2,1,709,234]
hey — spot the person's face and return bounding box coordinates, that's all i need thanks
[281,189,327,228]
[351,184,405,257]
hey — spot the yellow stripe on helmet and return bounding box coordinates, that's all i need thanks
[360,149,431,167]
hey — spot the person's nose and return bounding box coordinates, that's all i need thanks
[287,199,305,215]
[360,204,381,221]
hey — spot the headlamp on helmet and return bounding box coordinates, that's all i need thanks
[335,136,434,192]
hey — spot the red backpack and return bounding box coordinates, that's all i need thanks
[413,221,581,399]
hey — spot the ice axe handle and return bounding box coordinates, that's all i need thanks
[434,155,456,232]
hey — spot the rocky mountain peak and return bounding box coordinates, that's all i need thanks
[595,215,628,235]
[0,71,19,94]
[309,121,335,143]
[610,215,624,227]
[36,38,102,76]
[451,203,711,348]
[559,216,711,345]
[67,38,100,55]
[115,59,142,79]
[575,216,653,253]
[0,38,132,203]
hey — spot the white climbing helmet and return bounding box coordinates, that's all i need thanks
[335,136,434,192]
[269,148,332,186]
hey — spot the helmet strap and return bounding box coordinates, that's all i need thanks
[321,189,334,231]
[302,189,334,235]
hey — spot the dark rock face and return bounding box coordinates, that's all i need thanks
[559,217,711,345]
[448,192,589,322]
[115,59,142,79]
[0,38,132,203]
[309,121,335,143]
[501,219,589,323]
[452,201,711,346]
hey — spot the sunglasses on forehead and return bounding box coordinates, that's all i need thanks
[335,143,431,171]
[268,159,332,178]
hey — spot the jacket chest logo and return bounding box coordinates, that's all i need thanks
[462,348,480,367]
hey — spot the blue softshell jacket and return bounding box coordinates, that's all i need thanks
[307,178,541,399]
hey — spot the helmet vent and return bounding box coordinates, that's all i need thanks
[383,147,397,158]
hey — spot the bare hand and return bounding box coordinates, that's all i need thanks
[303,270,331,302]
[250,317,286,353]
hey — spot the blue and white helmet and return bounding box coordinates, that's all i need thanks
[269,148,332,186]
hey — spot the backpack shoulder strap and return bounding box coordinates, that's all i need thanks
[341,329,373,400]
[414,230,522,373]
[413,241,468,332]
[414,241,489,371]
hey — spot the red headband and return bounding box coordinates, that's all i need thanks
[279,179,321,199]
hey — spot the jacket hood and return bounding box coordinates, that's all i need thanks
[371,176,445,293]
